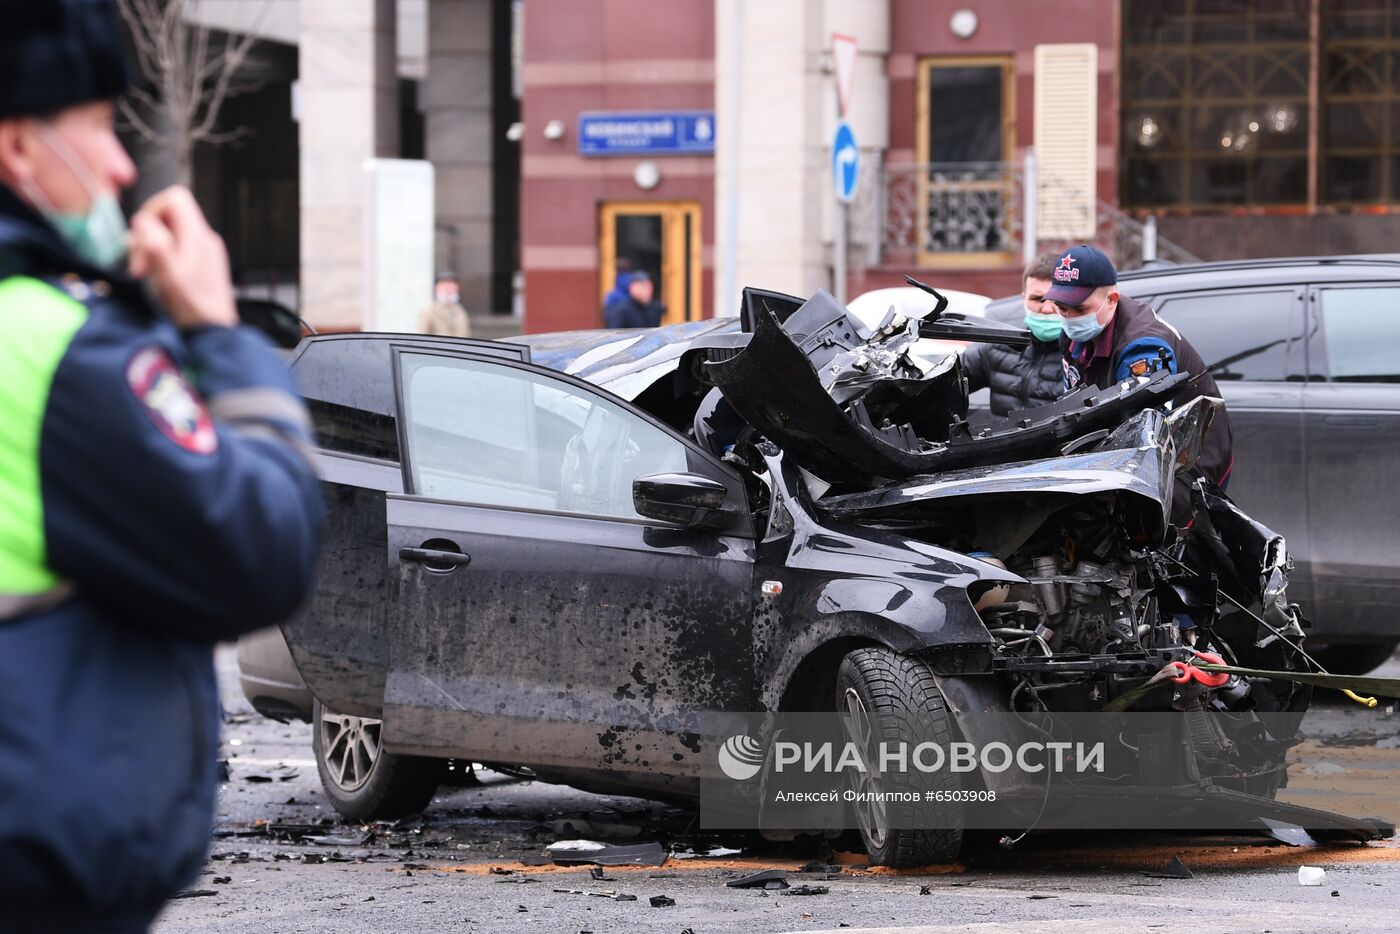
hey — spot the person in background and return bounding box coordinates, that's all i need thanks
[960,250,1065,416]
[0,1,323,929]
[603,268,666,328]
[601,256,633,310]
[418,270,471,337]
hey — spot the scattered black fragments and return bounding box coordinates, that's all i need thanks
[726,869,789,889]
[1332,890,1341,897]
[785,885,829,896]
[799,861,841,874]
[649,895,675,907]
[1027,894,1058,900]
[211,876,231,885]
[172,890,218,899]
[494,876,539,885]
[919,885,932,895]
[1143,856,1194,880]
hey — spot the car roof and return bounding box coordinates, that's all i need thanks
[985,253,1400,316]
[1115,254,1400,291]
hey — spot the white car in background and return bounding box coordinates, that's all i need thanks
[847,286,992,363]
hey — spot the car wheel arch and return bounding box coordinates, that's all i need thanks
[764,609,974,713]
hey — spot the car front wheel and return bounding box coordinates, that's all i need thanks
[312,700,442,821]
[835,648,964,867]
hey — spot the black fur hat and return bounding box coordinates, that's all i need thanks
[0,0,131,119]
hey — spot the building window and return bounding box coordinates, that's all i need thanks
[1321,1,1400,204]
[1124,0,1400,209]
[915,56,1015,264]
[1121,0,1310,208]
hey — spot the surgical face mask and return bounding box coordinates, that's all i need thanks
[1061,311,1106,343]
[20,121,129,270]
[1023,310,1063,342]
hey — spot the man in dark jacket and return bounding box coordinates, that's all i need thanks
[0,3,323,930]
[1049,244,1234,519]
[603,268,665,328]
[961,251,1065,416]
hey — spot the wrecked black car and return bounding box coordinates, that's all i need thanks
[276,284,1389,867]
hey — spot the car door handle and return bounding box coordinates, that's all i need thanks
[399,547,472,568]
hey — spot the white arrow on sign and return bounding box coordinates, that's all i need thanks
[832,33,858,118]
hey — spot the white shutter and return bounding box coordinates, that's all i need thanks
[1034,43,1098,240]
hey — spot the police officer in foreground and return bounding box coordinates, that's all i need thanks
[1047,244,1234,518]
[960,250,1066,416]
[0,2,323,930]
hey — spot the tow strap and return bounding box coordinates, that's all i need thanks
[1103,661,1400,712]
[1194,662,1400,708]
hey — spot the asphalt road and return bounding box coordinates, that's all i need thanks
[148,646,1400,934]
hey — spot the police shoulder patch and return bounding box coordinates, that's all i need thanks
[1128,357,1151,377]
[126,347,218,455]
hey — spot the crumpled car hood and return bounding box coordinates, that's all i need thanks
[701,288,1190,484]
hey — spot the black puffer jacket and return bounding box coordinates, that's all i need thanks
[961,338,1064,416]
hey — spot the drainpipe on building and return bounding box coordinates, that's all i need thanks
[1022,148,1037,266]
[1143,215,1158,263]
[717,0,745,317]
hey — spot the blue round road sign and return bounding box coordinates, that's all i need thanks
[832,121,860,203]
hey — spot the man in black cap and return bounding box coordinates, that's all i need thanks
[1047,244,1234,512]
[0,2,323,929]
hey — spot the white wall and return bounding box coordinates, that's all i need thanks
[715,0,888,307]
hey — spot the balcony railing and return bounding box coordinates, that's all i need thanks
[853,159,1200,274]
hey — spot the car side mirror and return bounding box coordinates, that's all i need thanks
[236,297,312,350]
[633,472,731,528]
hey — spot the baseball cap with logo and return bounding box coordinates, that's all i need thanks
[1044,245,1118,307]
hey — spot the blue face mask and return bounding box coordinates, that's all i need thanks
[22,121,129,271]
[1062,312,1106,343]
[1023,311,1063,342]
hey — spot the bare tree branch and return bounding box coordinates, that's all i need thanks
[117,97,164,144]
[116,0,270,183]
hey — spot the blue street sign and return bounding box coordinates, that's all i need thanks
[578,111,716,156]
[832,120,860,203]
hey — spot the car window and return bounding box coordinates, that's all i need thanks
[1318,287,1400,383]
[1154,290,1297,380]
[294,340,399,460]
[399,353,689,519]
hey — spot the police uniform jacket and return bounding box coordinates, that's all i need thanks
[0,186,324,921]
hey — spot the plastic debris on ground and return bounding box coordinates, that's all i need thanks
[725,869,789,889]
[649,895,675,908]
[1263,819,1320,847]
[671,845,743,859]
[545,839,667,867]
[1142,856,1194,879]
[1298,866,1327,886]
[551,888,637,901]
[785,885,829,896]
